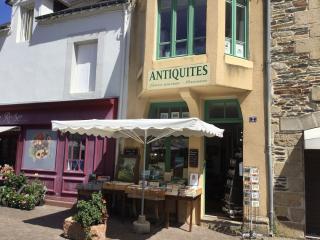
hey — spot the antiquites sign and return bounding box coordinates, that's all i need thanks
[147,63,210,90]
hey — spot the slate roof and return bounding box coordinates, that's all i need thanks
[0,22,10,31]
[36,0,129,22]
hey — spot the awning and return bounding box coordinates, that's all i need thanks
[52,118,224,223]
[52,118,224,140]
[0,126,20,133]
[305,127,320,150]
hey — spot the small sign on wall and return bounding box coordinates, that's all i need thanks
[189,149,199,168]
[249,116,257,123]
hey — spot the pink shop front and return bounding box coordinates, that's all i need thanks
[0,99,118,199]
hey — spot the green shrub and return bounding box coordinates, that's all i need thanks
[0,173,46,210]
[24,179,47,205]
[4,172,27,190]
[73,192,107,240]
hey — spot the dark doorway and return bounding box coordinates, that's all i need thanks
[305,150,320,237]
[205,123,243,216]
[0,132,19,168]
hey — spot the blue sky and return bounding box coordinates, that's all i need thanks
[0,1,12,24]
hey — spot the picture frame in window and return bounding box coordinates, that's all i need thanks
[160,112,169,119]
[182,112,189,118]
[171,112,180,119]
[115,154,140,183]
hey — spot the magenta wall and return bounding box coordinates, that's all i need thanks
[0,99,118,197]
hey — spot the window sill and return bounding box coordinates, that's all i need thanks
[224,54,253,69]
[153,54,207,68]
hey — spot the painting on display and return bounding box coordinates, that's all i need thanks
[116,154,139,183]
[22,129,57,171]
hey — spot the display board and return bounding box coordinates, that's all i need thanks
[115,149,139,183]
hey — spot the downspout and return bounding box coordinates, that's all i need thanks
[264,0,274,236]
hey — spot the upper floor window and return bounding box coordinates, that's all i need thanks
[18,5,34,42]
[71,41,98,94]
[225,0,248,59]
[158,0,207,59]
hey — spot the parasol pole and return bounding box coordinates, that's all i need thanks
[141,129,147,216]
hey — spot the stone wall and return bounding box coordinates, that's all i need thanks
[271,0,320,237]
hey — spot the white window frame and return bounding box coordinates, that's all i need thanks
[71,41,98,94]
[64,32,105,98]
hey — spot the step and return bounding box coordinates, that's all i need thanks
[45,196,76,208]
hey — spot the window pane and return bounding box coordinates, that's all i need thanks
[194,0,206,54]
[176,41,187,56]
[176,0,188,41]
[209,103,224,118]
[225,103,239,118]
[194,0,206,38]
[236,5,246,57]
[160,43,171,57]
[67,135,85,172]
[171,137,188,179]
[159,0,172,43]
[237,0,246,5]
[194,38,206,55]
[148,139,166,179]
[225,1,232,39]
[236,5,245,42]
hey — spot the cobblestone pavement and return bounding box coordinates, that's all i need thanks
[0,205,297,240]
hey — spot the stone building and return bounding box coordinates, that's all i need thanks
[271,0,320,237]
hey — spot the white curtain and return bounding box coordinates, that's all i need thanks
[20,7,34,42]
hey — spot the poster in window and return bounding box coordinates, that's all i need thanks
[22,129,57,171]
[160,113,169,119]
[182,112,190,118]
[171,112,180,119]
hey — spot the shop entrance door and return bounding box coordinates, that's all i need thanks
[205,123,243,216]
[0,132,19,168]
[305,150,320,237]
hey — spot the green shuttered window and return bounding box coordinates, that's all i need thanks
[158,0,207,59]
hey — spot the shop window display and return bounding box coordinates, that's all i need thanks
[148,102,189,182]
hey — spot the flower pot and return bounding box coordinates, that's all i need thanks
[63,217,107,240]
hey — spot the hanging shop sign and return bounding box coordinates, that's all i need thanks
[147,63,210,90]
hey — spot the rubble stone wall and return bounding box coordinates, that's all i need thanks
[271,0,320,237]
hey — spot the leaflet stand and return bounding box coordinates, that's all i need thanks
[242,167,261,239]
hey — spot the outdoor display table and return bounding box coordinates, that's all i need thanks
[102,181,133,219]
[165,187,202,232]
[125,185,166,220]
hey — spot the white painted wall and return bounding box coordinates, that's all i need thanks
[0,2,130,107]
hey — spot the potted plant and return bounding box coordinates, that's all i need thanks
[63,191,107,240]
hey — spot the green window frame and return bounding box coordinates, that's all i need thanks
[225,0,248,59]
[205,99,243,124]
[157,0,207,59]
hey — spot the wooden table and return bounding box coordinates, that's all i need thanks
[102,181,133,219]
[125,185,166,220]
[165,188,202,232]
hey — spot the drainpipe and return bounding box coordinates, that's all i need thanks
[264,0,274,236]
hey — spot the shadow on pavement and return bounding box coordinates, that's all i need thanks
[23,208,76,229]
